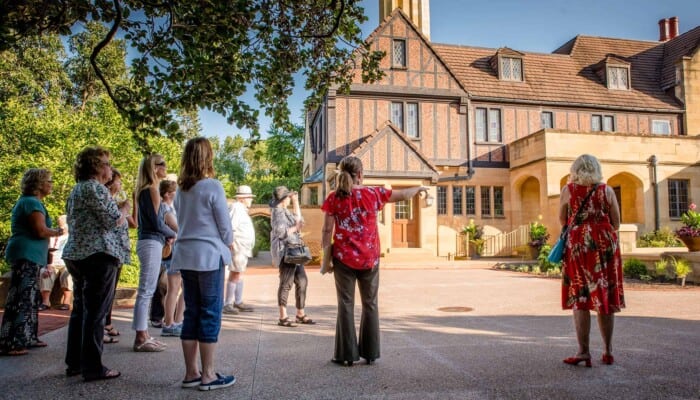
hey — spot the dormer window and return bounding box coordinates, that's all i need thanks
[500,57,523,81]
[607,66,629,90]
[491,48,525,82]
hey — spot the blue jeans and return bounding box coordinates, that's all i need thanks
[180,262,224,343]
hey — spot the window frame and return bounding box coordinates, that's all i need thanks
[499,56,523,82]
[607,66,630,90]
[452,186,463,216]
[652,120,671,135]
[475,107,503,143]
[494,186,504,217]
[437,186,447,215]
[541,111,554,129]
[465,186,476,215]
[391,101,420,139]
[591,114,615,132]
[668,179,689,219]
[309,187,319,206]
[480,186,492,217]
[392,39,407,69]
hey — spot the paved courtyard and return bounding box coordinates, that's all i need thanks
[1,260,699,399]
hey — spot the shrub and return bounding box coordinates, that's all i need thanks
[671,257,692,287]
[654,259,672,280]
[529,220,550,248]
[637,227,682,248]
[623,258,648,279]
[537,244,560,273]
[461,220,483,240]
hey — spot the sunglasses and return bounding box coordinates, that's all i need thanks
[155,161,166,167]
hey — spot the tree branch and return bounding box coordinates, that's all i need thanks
[90,0,127,114]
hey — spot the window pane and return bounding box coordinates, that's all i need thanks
[591,115,602,131]
[465,186,475,215]
[603,115,614,132]
[393,40,406,67]
[406,103,418,138]
[652,120,671,135]
[501,57,511,80]
[475,108,487,142]
[437,186,447,215]
[395,199,410,219]
[494,187,504,216]
[391,102,404,131]
[309,187,318,206]
[668,179,689,218]
[452,186,463,215]
[481,186,491,216]
[488,109,501,142]
[512,58,522,81]
[541,111,553,129]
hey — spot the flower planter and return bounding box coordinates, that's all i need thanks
[678,235,700,252]
[528,245,541,260]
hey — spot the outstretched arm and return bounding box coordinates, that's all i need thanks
[388,186,429,203]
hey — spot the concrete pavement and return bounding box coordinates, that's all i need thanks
[1,258,700,399]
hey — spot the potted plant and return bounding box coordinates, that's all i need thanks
[676,203,700,251]
[528,217,550,259]
[461,220,484,258]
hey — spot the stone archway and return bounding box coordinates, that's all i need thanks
[607,172,644,224]
[519,176,541,225]
[248,205,271,252]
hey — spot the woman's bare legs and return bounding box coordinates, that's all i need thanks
[572,310,591,358]
[597,313,614,356]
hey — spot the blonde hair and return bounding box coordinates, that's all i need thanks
[570,154,603,186]
[135,154,164,193]
[178,137,215,191]
[336,156,362,199]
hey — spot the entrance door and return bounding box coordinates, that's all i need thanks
[392,196,418,248]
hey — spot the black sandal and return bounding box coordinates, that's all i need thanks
[295,315,316,325]
[277,317,297,327]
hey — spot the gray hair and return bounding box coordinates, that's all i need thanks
[570,154,603,185]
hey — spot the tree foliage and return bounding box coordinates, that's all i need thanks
[1,0,385,150]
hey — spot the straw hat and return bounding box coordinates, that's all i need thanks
[235,185,255,198]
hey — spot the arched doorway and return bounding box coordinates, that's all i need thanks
[607,173,644,224]
[519,176,541,224]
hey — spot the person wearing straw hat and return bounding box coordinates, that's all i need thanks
[223,185,256,314]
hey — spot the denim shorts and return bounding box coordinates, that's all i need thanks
[180,261,224,343]
[162,258,179,276]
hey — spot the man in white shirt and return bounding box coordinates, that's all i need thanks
[223,185,256,314]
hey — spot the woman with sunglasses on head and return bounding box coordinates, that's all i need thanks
[132,155,176,352]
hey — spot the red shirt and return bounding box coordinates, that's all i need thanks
[321,186,392,270]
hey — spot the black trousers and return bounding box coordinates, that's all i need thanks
[333,258,380,362]
[277,262,308,309]
[65,253,119,379]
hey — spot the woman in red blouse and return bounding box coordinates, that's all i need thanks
[321,156,428,366]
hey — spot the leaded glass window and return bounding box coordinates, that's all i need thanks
[475,108,487,142]
[465,186,476,215]
[668,179,689,219]
[391,102,403,131]
[406,103,418,138]
[453,186,463,215]
[602,115,615,132]
[591,115,602,132]
[607,66,629,90]
[488,109,502,142]
[481,186,491,216]
[494,187,504,216]
[393,39,406,68]
[500,57,522,81]
[437,186,447,215]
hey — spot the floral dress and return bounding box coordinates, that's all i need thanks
[561,183,624,314]
[321,186,392,270]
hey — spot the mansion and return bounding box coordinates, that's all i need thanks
[301,0,700,257]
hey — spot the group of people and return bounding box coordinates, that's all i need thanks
[0,146,624,389]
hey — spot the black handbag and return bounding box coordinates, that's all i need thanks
[284,242,312,265]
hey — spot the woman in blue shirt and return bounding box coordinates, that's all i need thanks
[171,137,235,391]
[0,168,63,356]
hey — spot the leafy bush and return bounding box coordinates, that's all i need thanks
[654,259,672,280]
[528,221,550,248]
[536,244,560,273]
[678,203,700,237]
[252,215,271,256]
[671,256,692,287]
[623,258,648,279]
[637,227,682,248]
[461,220,483,240]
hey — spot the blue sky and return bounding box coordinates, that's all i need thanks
[200,0,700,140]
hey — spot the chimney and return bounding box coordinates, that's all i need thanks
[658,18,669,41]
[668,16,679,40]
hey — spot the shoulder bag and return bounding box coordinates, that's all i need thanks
[284,239,312,265]
[548,184,598,263]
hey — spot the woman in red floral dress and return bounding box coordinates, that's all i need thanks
[321,156,428,366]
[559,154,624,367]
